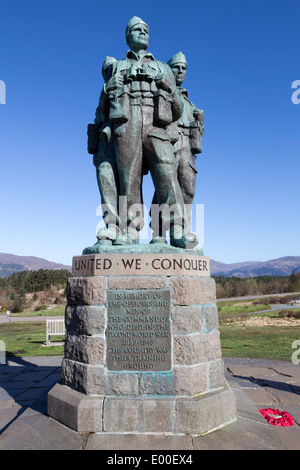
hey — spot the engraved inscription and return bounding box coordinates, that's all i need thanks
[106,289,171,372]
[72,254,210,277]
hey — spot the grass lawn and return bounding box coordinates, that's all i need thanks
[0,321,64,356]
[0,305,65,318]
[220,324,300,361]
[1,300,299,361]
[217,301,271,319]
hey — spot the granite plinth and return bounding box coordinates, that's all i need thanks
[48,251,236,434]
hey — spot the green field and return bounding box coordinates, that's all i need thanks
[0,305,65,318]
[217,299,300,360]
[0,322,64,356]
[1,320,299,361]
[217,301,271,319]
[1,299,299,360]
[220,324,300,360]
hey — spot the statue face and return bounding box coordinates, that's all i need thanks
[171,63,187,86]
[127,23,149,52]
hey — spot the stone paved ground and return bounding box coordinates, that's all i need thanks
[0,356,299,450]
[224,360,300,450]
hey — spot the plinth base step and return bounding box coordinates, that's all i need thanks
[48,382,236,435]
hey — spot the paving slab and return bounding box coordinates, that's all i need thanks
[290,383,300,393]
[21,388,51,417]
[0,366,28,373]
[242,388,275,404]
[0,404,23,431]
[266,387,300,406]
[6,356,63,367]
[85,433,194,450]
[258,411,300,451]
[272,366,300,379]
[0,379,289,450]
[229,382,269,425]
[1,381,38,389]
[280,404,300,423]
[271,425,300,451]
[228,376,261,389]
[226,366,276,377]
[10,371,53,382]
[192,416,286,450]
[35,371,61,386]
[0,356,299,450]
[13,387,49,401]
[0,387,26,401]
[0,414,87,450]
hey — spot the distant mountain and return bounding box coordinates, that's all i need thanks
[0,253,72,277]
[0,262,27,277]
[210,256,300,277]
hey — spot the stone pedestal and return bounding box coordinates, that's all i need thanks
[48,249,236,434]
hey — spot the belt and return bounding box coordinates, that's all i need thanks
[130,96,154,107]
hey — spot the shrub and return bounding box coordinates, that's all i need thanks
[34,304,47,312]
[278,310,300,319]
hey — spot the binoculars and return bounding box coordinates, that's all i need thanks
[125,65,153,83]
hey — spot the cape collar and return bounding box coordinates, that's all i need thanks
[179,86,189,97]
[126,50,155,61]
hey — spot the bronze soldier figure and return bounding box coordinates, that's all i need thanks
[87,56,120,246]
[84,19,202,252]
[104,17,193,247]
[168,52,204,234]
[151,52,204,247]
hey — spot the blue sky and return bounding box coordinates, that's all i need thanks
[0,0,299,266]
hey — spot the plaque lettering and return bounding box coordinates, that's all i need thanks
[107,289,171,371]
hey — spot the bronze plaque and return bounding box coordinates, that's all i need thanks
[106,289,171,372]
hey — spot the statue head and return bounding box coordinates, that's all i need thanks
[126,16,149,52]
[168,52,188,86]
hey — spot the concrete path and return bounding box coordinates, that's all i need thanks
[0,315,63,324]
[218,292,300,302]
[223,303,300,319]
[0,356,299,450]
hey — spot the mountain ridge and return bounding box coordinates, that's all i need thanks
[0,253,72,277]
[210,256,300,277]
[0,253,299,278]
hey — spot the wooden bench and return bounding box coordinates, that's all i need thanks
[45,319,65,346]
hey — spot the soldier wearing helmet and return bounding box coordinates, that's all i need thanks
[150,52,204,245]
[168,52,204,235]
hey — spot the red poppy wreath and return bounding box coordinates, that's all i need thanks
[259,408,294,427]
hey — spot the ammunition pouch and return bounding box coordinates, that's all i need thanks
[189,121,203,154]
[87,123,99,155]
[167,122,179,144]
[108,92,129,123]
[153,89,173,126]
